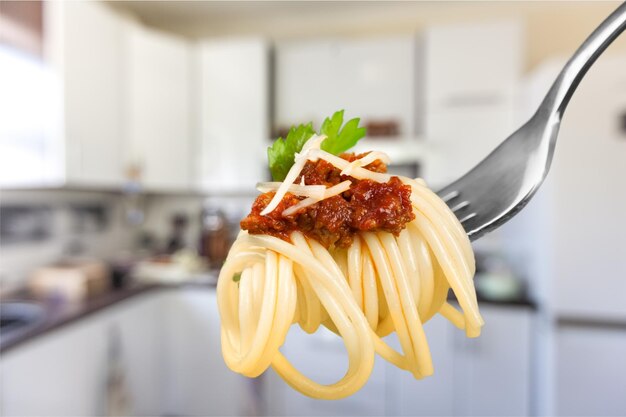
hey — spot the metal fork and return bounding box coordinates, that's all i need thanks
[437,2,626,241]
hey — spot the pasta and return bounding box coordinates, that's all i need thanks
[217,130,482,400]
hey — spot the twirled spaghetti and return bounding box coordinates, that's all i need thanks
[218,128,482,400]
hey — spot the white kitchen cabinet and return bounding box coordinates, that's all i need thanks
[423,103,516,188]
[453,304,533,416]
[275,37,417,137]
[391,315,455,416]
[2,2,195,192]
[196,38,269,193]
[0,313,109,416]
[422,20,523,188]
[394,306,532,417]
[59,1,126,187]
[162,288,247,416]
[0,292,165,416]
[109,291,166,415]
[264,325,387,416]
[0,1,126,188]
[265,305,533,417]
[555,325,626,416]
[424,20,523,106]
[126,24,192,192]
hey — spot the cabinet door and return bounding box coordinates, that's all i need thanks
[110,292,167,415]
[127,25,192,191]
[423,103,515,188]
[424,20,523,105]
[391,314,456,416]
[197,39,269,192]
[422,20,522,188]
[555,325,626,416]
[453,305,532,416]
[265,325,387,416]
[275,37,416,136]
[61,1,125,186]
[162,288,247,416]
[0,316,109,416]
[0,292,166,417]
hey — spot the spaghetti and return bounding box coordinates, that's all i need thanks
[218,133,482,400]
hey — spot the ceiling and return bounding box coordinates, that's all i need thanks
[110,1,397,26]
[107,0,626,70]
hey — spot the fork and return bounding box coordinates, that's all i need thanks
[437,2,626,241]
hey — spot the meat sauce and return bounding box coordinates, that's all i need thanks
[240,153,415,248]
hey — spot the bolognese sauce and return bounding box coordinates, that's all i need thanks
[240,153,415,248]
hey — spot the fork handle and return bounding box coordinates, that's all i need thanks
[539,1,626,119]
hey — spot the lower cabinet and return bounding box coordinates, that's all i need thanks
[555,325,626,416]
[0,288,248,417]
[265,304,534,417]
[161,288,247,416]
[0,291,165,416]
[451,304,532,417]
[0,313,111,416]
[0,291,535,417]
[264,325,387,416]
[391,314,456,416]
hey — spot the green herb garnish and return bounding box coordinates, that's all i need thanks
[232,272,242,282]
[320,110,367,155]
[267,123,315,182]
[267,110,366,181]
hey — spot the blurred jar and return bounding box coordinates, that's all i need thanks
[199,207,230,269]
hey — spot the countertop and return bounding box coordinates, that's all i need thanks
[0,281,216,354]
[1,280,536,355]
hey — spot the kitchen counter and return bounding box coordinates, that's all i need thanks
[0,281,216,354]
[450,292,537,309]
[1,279,536,354]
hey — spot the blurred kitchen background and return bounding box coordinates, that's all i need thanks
[1,1,625,416]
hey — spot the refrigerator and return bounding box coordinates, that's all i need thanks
[512,53,626,416]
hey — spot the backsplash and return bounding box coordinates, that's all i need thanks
[0,190,136,292]
[0,189,251,292]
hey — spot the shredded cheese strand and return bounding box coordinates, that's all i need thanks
[282,180,352,217]
[257,182,327,200]
[341,151,391,177]
[308,150,391,183]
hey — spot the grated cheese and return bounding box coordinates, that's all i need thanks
[340,151,391,177]
[282,180,352,217]
[256,182,326,200]
[308,150,391,183]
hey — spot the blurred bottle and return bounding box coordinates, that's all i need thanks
[166,213,189,254]
[199,207,230,269]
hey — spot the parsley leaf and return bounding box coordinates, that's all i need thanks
[267,110,366,181]
[232,272,242,282]
[268,123,315,181]
[320,110,367,155]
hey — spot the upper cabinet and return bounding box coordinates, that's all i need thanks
[126,24,192,192]
[196,38,269,193]
[422,21,523,187]
[1,1,194,192]
[0,1,125,188]
[424,21,523,106]
[274,37,418,138]
[58,1,126,187]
